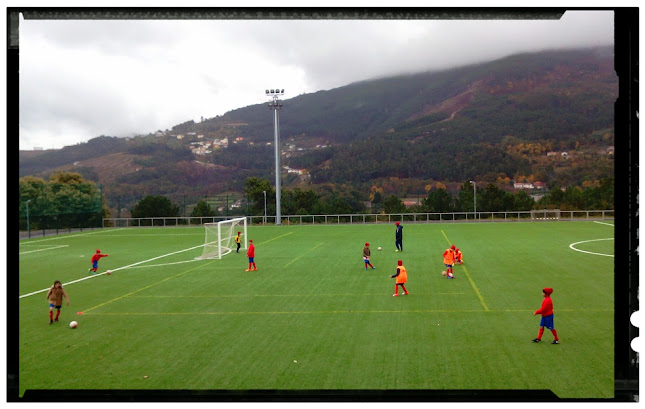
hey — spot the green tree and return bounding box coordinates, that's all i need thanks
[243,177,275,216]
[478,183,506,212]
[383,194,406,214]
[512,190,535,211]
[423,188,454,212]
[456,181,476,212]
[190,200,216,217]
[131,195,180,218]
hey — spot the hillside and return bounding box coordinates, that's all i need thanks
[19,46,616,212]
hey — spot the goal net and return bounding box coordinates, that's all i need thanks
[196,217,248,260]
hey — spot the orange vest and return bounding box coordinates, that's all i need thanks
[443,249,455,264]
[395,265,407,284]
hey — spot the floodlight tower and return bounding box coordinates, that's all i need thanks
[266,88,284,225]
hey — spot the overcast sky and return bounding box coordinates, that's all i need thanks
[17,9,615,150]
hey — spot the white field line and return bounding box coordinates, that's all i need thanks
[126,260,200,269]
[19,241,207,299]
[19,245,69,255]
[20,228,125,243]
[593,221,614,227]
[569,238,614,257]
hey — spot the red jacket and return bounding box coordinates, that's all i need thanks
[246,244,255,258]
[535,296,554,317]
[91,253,108,262]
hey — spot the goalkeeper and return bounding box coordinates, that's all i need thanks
[235,231,242,253]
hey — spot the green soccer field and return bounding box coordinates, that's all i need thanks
[16,220,615,399]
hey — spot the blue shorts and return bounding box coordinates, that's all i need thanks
[539,314,555,330]
[49,304,61,309]
[363,257,370,263]
[248,257,254,263]
[445,263,453,268]
[92,261,98,268]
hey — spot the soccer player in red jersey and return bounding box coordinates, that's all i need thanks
[390,260,408,296]
[246,239,257,271]
[533,287,560,344]
[363,242,376,270]
[454,248,463,264]
[88,249,108,275]
[443,245,456,278]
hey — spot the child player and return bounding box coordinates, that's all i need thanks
[390,260,408,297]
[235,231,242,253]
[46,280,70,324]
[443,245,456,278]
[395,222,403,252]
[454,248,463,265]
[88,249,109,275]
[363,242,376,270]
[532,287,560,344]
[245,239,257,271]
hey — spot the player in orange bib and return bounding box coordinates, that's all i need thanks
[454,248,463,265]
[443,245,456,278]
[390,260,408,297]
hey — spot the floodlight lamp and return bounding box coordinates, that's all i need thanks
[281,89,285,94]
[270,89,275,93]
[266,90,269,94]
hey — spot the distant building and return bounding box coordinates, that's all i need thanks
[514,182,535,189]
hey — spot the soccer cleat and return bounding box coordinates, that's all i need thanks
[395,250,399,252]
[253,268,258,271]
[552,340,559,344]
[393,294,399,297]
[50,320,53,324]
[403,292,409,295]
[532,338,541,343]
[372,267,376,269]
[245,269,251,271]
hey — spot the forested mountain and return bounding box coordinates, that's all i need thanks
[19,46,617,213]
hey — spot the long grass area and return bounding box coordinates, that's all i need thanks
[16,221,615,399]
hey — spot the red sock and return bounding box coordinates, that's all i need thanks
[253,263,257,269]
[401,284,408,294]
[49,310,53,320]
[551,329,559,341]
[394,285,398,295]
[55,310,60,320]
[537,328,544,340]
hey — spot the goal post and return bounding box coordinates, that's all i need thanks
[195,217,248,260]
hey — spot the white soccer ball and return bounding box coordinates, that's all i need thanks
[378,247,382,251]
[69,321,78,329]
[448,272,454,278]
[441,271,447,277]
[106,270,111,275]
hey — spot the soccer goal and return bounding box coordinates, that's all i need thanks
[530,209,561,221]
[195,217,248,260]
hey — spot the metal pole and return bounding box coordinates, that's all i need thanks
[274,107,281,225]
